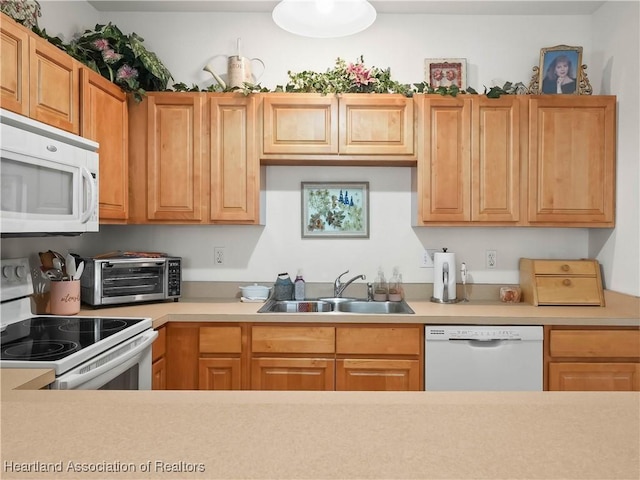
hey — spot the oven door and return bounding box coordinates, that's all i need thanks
[98,260,167,305]
[51,330,157,390]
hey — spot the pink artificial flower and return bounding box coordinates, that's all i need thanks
[347,63,373,86]
[92,38,110,51]
[102,49,123,64]
[116,64,138,81]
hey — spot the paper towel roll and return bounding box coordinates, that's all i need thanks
[433,252,456,302]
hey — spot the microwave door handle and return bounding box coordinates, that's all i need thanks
[57,330,157,390]
[80,166,97,224]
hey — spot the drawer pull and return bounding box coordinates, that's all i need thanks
[561,264,570,272]
[562,279,572,286]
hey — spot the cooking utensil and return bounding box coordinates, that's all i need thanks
[41,267,63,281]
[73,261,84,280]
[39,251,55,269]
[66,253,76,279]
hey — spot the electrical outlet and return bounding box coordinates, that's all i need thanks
[420,249,438,268]
[214,247,225,265]
[486,250,497,269]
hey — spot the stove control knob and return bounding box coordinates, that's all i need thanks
[2,265,15,279]
[15,265,28,278]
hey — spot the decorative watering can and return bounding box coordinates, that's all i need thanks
[203,38,265,89]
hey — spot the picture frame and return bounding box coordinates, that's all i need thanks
[537,45,583,95]
[301,182,369,238]
[424,58,467,89]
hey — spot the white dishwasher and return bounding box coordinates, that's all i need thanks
[425,325,543,391]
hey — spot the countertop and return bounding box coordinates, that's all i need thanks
[77,289,640,328]
[2,291,639,479]
[1,379,639,479]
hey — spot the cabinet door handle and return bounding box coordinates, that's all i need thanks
[561,264,570,272]
[562,279,572,286]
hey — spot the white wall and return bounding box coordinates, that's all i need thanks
[2,1,637,295]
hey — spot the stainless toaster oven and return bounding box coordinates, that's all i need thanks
[80,257,181,306]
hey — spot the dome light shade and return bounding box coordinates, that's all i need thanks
[272,0,377,38]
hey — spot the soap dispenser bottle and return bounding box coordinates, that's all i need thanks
[388,267,403,302]
[373,267,388,302]
[294,270,305,301]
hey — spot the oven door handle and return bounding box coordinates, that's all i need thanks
[57,330,158,390]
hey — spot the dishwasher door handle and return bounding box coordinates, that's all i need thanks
[450,338,522,347]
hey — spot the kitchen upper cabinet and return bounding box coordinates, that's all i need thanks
[527,95,616,227]
[1,13,79,134]
[261,93,415,165]
[208,94,261,224]
[128,92,206,223]
[415,95,521,225]
[1,14,29,115]
[546,327,640,391]
[415,95,471,223]
[128,92,262,224]
[80,67,128,222]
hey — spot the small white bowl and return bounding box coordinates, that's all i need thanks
[239,284,271,300]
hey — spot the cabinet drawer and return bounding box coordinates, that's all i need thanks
[152,326,166,361]
[535,277,602,305]
[532,260,597,275]
[550,330,640,358]
[199,326,242,354]
[336,327,420,355]
[252,326,335,354]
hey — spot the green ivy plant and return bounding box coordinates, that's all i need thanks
[33,23,172,102]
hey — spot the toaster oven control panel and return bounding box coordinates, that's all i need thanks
[167,258,182,299]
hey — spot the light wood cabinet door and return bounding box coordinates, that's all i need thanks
[471,96,521,222]
[251,357,335,390]
[336,358,421,391]
[416,95,471,222]
[80,67,128,222]
[528,95,616,226]
[338,94,414,155]
[549,363,640,391]
[199,357,242,390]
[129,93,206,222]
[28,35,79,134]
[262,93,339,155]
[152,357,167,390]
[208,94,260,223]
[0,14,29,115]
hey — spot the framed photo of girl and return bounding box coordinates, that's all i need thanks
[538,45,583,95]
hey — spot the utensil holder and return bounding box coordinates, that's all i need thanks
[50,280,81,315]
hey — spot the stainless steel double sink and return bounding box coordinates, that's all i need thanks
[257,297,415,314]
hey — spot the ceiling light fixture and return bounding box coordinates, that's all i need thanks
[272,0,377,38]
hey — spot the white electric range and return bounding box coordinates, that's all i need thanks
[0,258,157,389]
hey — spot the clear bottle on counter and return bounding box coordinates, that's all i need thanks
[388,266,403,302]
[294,270,305,300]
[373,267,388,302]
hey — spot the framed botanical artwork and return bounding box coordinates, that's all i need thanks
[538,45,583,94]
[424,58,467,89]
[301,182,369,238]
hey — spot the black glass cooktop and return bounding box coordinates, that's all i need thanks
[0,317,145,362]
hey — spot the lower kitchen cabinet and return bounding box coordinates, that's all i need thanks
[251,357,335,390]
[546,327,640,391]
[336,359,420,391]
[198,325,244,390]
[336,326,423,391]
[151,326,166,390]
[250,325,335,390]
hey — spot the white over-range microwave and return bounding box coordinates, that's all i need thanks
[0,109,99,235]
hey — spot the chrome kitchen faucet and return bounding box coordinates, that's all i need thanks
[334,270,366,297]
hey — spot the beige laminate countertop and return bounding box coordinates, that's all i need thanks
[1,377,639,480]
[77,289,639,328]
